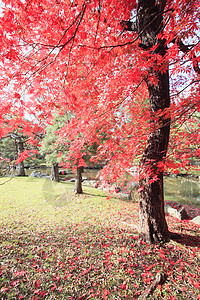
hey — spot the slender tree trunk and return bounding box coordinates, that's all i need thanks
[51,163,59,182]
[74,166,83,194]
[123,0,170,243]
[14,137,25,176]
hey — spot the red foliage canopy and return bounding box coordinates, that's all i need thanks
[0,0,199,183]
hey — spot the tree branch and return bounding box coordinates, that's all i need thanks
[138,272,167,299]
[120,20,138,32]
[10,133,28,143]
[121,8,173,33]
[173,37,200,75]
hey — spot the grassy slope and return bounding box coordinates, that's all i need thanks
[0,177,199,299]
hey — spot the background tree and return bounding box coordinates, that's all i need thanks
[0,133,27,176]
[0,137,16,167]
[40,112,90,193]
[10,133,26,176]
[40,114,70,182]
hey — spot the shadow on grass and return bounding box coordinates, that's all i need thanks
[83,192,108,198]
[170,231,200,247]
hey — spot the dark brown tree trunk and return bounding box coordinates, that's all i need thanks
[123,0,170,243]
[138,0,170,243]
[51,163,59,182]
[138,55,170,243]
[138,105,170,243]
[74,166,83,194]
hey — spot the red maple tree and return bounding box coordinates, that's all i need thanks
[0,0,199,243]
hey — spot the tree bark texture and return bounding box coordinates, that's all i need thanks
[74,166,83,194]
[123,0,170,243]
[51,163,60,182]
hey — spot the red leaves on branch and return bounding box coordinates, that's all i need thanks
[0,0,199,181]
[15,149,39,164]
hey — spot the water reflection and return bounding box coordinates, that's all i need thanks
[178,178,199,198]
[26,167,200,207]
[164,176,200,207]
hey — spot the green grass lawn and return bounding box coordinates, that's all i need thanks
[0,177,199,299]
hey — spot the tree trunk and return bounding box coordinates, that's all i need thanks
[123,0,170,243]
[51,163,59,182]
[137,0,170,243]
[14,137,25,176]
[138,62,170,243]
[74,166,83,194]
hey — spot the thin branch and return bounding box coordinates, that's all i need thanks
[63,3,87,87]
[167,127,200,159]
[21,8,85,50]
[18,3,87,80]
[170,80,200,97]
[159,97,200,135]
[172,37,200,75]
[169,108,199,141]
[93,0,102,47]
[97,79,145,119]
[96,9,173,50]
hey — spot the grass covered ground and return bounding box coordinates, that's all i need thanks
[0,177,199,299]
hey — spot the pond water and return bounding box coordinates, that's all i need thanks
[164,176,200,208]
[25,167,200,207]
